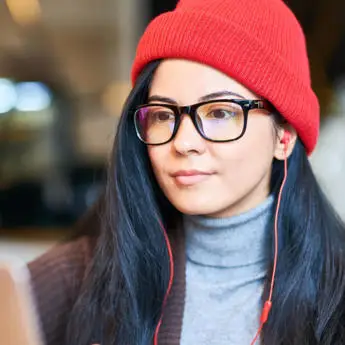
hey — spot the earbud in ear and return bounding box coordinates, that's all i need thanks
[281,131,291,145]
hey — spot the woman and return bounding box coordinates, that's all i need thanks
[28,0,345,344]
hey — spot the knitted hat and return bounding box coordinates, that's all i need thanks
[131,0,320,154]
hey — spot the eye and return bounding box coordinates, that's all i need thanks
[142,105,175,124]
[152,111,175,122]
[204,106,240,120]
[209,108,235,119]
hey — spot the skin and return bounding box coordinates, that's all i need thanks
[147,59,296,218]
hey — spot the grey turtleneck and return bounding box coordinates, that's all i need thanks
[180,196,274,345]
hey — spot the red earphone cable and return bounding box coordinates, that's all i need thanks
[251,323,264,345]
[153,224,175,345]
[250,140,289,345]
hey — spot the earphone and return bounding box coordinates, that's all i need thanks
[154,130,291,345]
[281,130,291,146]
[250,129,291,344]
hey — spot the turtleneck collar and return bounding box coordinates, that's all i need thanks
[183,195,274,269]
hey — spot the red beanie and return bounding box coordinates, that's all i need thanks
[131,0,320,154]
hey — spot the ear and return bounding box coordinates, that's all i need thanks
[274,125,297,160]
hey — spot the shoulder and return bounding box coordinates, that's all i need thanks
[28,235,97,345]
[28,196,103,299]
[28,235,96,296]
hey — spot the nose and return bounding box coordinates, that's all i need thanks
[172,114,206,155]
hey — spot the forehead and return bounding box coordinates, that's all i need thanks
[149,59,259,103]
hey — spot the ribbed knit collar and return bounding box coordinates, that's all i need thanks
[183,196,274,269]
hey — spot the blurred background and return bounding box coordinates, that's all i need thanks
[0,0,344,262]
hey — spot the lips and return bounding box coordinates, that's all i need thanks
[171,170,214,186]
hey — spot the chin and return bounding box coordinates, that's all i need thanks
[162,187,242,217]
[168,191,248,218]
[172,200,226,217]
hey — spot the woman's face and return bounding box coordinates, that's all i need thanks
[147,59,281,218]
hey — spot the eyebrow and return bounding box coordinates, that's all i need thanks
[147,90,246,104]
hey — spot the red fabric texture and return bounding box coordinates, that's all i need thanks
[131,0,320,154]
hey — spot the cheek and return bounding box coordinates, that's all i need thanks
[147,146,168,180]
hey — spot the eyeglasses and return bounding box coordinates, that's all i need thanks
[134,99,273,145]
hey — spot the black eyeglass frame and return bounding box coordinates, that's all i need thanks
[134,99,273,145]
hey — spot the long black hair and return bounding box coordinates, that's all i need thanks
[67,60,345,345]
